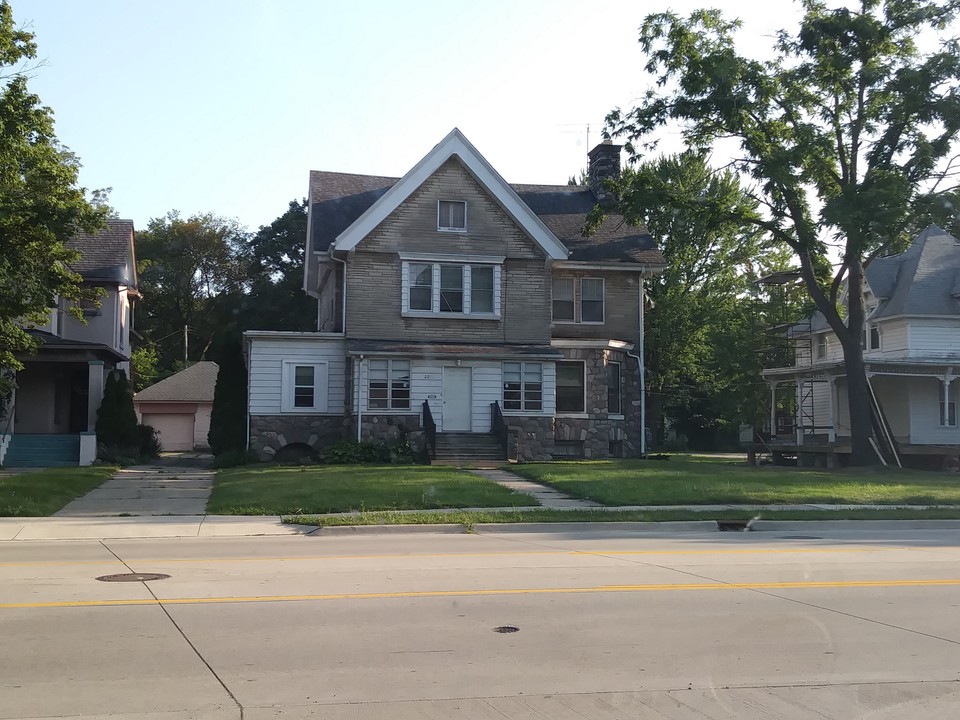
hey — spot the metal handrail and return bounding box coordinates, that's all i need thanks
[490,401,508,453]
[422,400,436,459]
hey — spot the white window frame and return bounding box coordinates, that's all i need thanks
[281,361,328,413]
[940,400,957,428]
[552,277,575,322]
[607,361,622,416]
[556,360,587,416]
[401,260,501,318]
[868,324,881,351]
[816,334,827,359]
[579,278,605,324]
[437,199,467,232]
[502,362,543,413]
[366,359,411,411]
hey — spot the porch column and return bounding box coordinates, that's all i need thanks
[827,377,837,442]
[86,361,105,432]
[769,381,778,437]
[944,367,954,425]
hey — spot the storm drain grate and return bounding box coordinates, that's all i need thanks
[493,626,519,633]
[717,520,750,532]
[96,573,170,583]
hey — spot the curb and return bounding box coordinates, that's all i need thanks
[306,523,468,536]
[474,521,719,534]
[749,519,960,532]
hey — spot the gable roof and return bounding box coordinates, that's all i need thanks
[134,361,219,403]
[871,225,960,319]
[330,129,567,260]
[65,219,138,289]
[308,131,663,266]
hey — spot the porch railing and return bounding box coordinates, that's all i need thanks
[422,400,437,460]
[490,401,508,455]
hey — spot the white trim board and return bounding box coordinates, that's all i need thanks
[332,128,568,261]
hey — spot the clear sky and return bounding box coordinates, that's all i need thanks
[14,0,802,233]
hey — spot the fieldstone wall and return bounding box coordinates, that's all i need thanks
[249,415,347,461]
[505,416,554,462]
[358,413,426,452]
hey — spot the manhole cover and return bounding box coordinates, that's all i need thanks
[776,535,822,540]
[493,626,519,633]
[96,573,170,583]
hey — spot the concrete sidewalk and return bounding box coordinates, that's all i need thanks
[0,515,316,540]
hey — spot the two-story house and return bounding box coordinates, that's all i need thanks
[761,225,960,468]
[0,219,138,467]
[245,130,665,462]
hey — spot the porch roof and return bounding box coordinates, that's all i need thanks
[762,357,958,381]
[345,339,563,360]
[18,330,127,363]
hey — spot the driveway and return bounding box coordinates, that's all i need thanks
[55,453,214,517]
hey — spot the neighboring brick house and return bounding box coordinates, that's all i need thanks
[1,220,139,467]
[245,129,665,462]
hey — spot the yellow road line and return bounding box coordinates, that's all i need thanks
[4,577,960,609]
[0,546,910,568]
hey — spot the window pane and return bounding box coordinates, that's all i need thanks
[439,266,463,312]
[557,362,584,413]
[438,201,466,229]
[870,326,881,350]
[294,387,314,408]
[581,278,604,322]
[390,361,411,409]
[607,362,621,414]
[552,277,574,321]
[409,264,433,311]
[471,266,494,313]
[294,366,314,386]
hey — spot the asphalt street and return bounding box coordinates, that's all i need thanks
[3,527,960,719]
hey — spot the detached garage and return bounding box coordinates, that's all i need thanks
[134,361,219,451]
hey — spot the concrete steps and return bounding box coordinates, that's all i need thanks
[434,432,505,462]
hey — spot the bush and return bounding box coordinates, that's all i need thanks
[96,370,139,451]
[208,332,246,456]
[213,448,251,469]
[137,424,163,458]
[317,435,429,465]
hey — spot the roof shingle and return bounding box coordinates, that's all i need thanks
[134,361,219,403]
[65,219,136,287]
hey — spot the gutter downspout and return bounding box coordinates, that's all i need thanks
[625,276,646,457]
[244,336,251,452]
[356,355,364,443]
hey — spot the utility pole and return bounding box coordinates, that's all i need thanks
[183,325,189,364]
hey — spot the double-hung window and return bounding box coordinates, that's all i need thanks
[552,277,574,321]
[816,334,827,359]
[409,263,433,311]
[607,361,621,415]
[368,359,411,410]
[502,362,543,411]
[402,260,500,317]
[281,361,327,412]
[557,361,585,413]
[580,278,604,323]
[438,200,466,231]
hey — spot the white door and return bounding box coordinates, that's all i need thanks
[442,367,472,431]
[142,413,195,451]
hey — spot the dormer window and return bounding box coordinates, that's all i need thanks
[438,200,466,231]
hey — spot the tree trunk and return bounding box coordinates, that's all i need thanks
[842,259,876,466]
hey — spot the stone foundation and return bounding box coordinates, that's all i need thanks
[249,415,348,461]
[505,416,554,462]
[357,413,426,453]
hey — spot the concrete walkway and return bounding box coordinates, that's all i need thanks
[469,468,602,508]
[56,461,214,517]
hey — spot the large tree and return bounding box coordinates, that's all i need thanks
[0,1,107,404]
[135,211,249,370]
[607,0,960,464]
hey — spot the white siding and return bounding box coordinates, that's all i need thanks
[907,319,960,359]
[357,358,557,432]
[247,335,346,415]
[873,318,908,357]
[909,376,960,445]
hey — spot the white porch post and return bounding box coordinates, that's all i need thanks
[86,361,105,432]
[944,367,954,425]
[827,377,837,442]
[769,381,778,437]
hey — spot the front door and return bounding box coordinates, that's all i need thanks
[442,367,472,431]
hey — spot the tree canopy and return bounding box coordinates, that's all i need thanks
[606,0,960,464]
[0,0,107,404]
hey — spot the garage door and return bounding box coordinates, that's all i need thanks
[142,413,195,451]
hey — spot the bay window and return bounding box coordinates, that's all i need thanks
[557,361,585,413]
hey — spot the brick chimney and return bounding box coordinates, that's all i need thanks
[587,140,622,206]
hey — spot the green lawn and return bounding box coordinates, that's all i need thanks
[0,466,116,516]
[505,455,960,506]
[287,507,960,528]
[208,465,536,515]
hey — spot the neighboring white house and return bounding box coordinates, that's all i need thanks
[134,362,219,451]
[0,220,139,467]
[762,225,960,466]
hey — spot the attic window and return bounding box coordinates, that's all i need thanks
[438,200,466,231]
